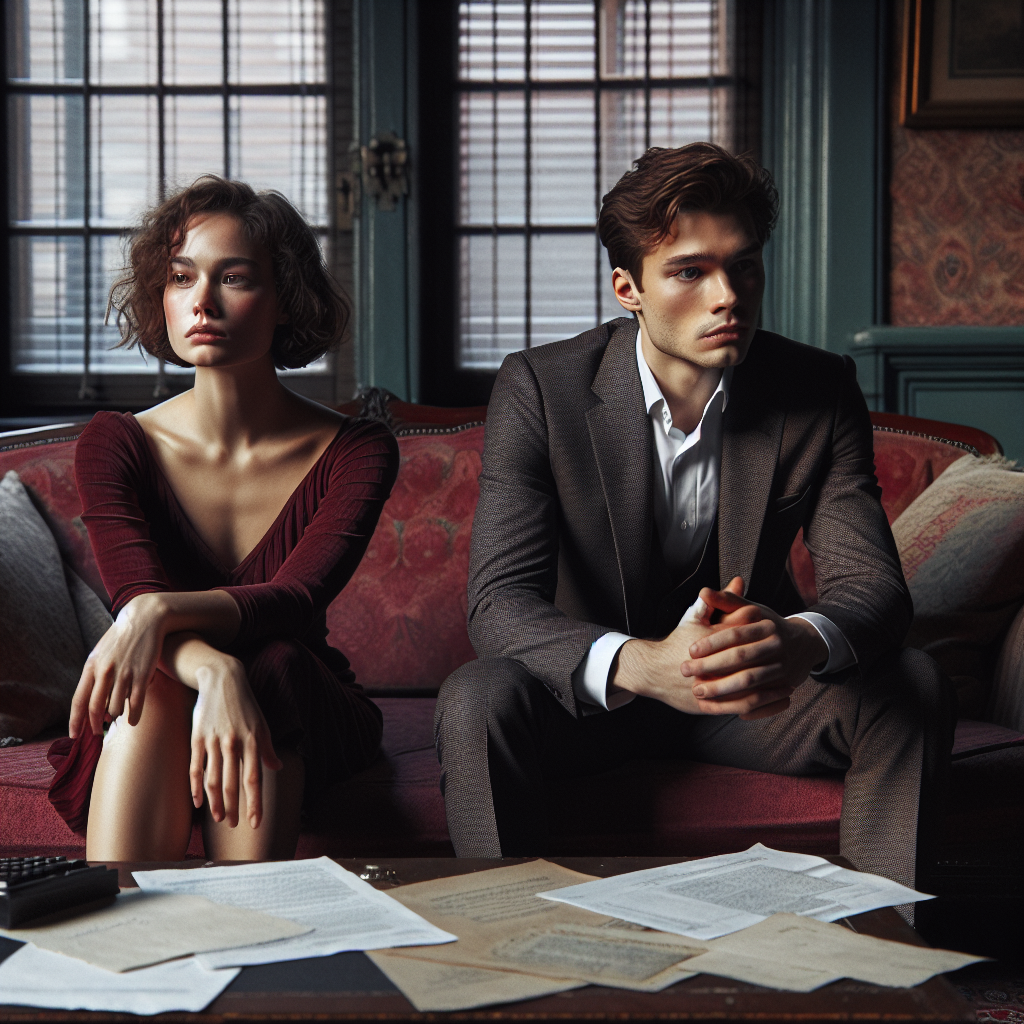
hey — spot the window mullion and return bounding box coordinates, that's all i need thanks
[80,0,94,399]
[523,0,532,349]
[222,0,230,178]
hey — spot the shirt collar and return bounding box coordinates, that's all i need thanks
[635,330,730,435]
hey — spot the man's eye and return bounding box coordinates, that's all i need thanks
[678,267,701,281]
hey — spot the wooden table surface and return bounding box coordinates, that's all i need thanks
[0,856,974,1023]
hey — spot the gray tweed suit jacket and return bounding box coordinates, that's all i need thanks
[466,317,912,718]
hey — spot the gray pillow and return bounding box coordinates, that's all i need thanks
[0,470,113,740]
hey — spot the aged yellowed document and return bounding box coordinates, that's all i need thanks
[0,889,309,972]
[683,913,985,992]
[366,951,586,1011]
[380,861,705,991]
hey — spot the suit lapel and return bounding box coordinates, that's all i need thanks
[585,320,653,634]
[718,340,785,593]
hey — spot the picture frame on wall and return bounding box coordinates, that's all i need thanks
[900,0,1024,127]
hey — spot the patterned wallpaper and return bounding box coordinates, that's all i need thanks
[888,8,1024,326]
[890,126,1024,325]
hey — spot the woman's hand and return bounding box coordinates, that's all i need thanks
[69,593,170,738]
[190,656,284,829]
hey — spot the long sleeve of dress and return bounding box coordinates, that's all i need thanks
[74,412,399,646]
[75,413,175,615]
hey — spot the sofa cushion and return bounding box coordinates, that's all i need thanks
[327,428,483,696]
[2,704,1020,859]
[0,472,111,741]
[299,697,452,857]
[893,455,1024,684]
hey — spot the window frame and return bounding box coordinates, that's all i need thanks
[1,0,349,422]
[417,0,762,407]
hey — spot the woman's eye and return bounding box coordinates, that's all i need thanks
[223,274,245,285]
[171,273,190,285]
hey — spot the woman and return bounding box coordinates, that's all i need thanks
[49,176,398,862]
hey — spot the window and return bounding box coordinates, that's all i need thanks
[415,0,761,403]
[3,0,340,413]
[455,0,748,371]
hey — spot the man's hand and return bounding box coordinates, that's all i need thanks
[682,581,828,720]
[612,577,797,717]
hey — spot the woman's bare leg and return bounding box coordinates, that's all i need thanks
[202,751,304,861]
[86,672,196,861]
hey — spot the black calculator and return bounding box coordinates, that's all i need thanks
[0,856,120,928]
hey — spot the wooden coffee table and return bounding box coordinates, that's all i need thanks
[0,856,974,1022]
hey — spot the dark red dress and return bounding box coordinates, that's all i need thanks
[48,410,399,834]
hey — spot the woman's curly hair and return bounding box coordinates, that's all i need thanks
[108,175,349,369]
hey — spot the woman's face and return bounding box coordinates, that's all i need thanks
[163,211,284,369]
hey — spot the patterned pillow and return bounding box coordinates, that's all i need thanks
[892,455,1024,683]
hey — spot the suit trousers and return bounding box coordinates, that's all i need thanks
[434,649,954,892]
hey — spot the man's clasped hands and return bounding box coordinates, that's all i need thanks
[613,577,830,720]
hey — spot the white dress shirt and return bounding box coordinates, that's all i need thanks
[571,333,856,710]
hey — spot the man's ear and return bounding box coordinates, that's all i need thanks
[611,267,642,314]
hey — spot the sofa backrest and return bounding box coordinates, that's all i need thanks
[0,411,1000,695]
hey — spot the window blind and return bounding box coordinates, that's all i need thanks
[457,0,736,369]
[5,0,328,393]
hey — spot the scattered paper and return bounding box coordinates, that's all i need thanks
[0,889,308,972]
[487,925,703,991]
[683,914,986,992]
[380,860,701,991]
[0,943,238,1015]
[538,844,932,940]
[133,857,455,967]
[367,951,586,1012]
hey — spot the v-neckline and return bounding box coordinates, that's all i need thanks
[125,413,345,578]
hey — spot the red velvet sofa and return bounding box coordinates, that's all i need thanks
[1,402,1021,898]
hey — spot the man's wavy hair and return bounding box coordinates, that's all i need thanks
[598,142,779,286]
[108,175,349,369]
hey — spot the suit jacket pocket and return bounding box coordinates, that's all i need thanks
[772,486,812,515]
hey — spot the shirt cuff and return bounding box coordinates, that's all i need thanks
[788,612,857,676]
[571,632,636,711]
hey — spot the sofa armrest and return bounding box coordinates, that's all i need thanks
[989,603,1024,732]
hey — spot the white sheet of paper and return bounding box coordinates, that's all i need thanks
[0,944,238,1015]
[133,857,455,967]
[367,951,587,1012]
[0,890,309,972]
[538,844,932,940]
[683,913,985,992]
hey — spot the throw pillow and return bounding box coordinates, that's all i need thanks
[0,471,112,740]
[892,454,1024,685]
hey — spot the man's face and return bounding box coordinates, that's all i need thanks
[612,208,765,369]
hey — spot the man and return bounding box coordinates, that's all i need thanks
[435,143,952,891]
